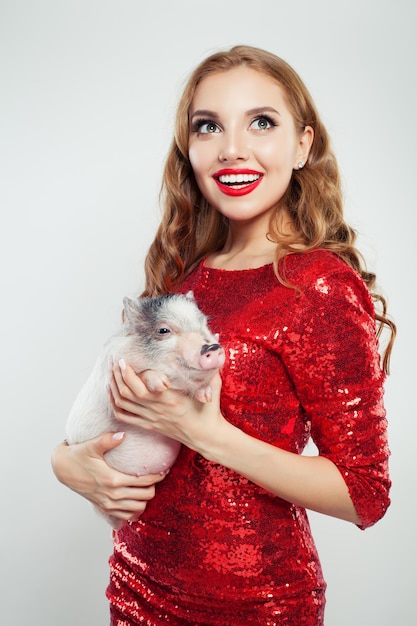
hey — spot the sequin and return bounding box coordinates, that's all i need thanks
[107,250,390,625]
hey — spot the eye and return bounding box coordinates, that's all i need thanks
[192,119,220,134]
[249,115,277,131]
[157,327,171,335]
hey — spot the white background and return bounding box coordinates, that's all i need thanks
[1,1,416,624]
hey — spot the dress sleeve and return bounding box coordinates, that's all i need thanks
[280,267,391,529]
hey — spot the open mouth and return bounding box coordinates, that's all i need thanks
[218,173,261,186]
[213,170,263,196]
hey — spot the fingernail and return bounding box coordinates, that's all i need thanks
[112,432,125,441]
[119,358,126,372]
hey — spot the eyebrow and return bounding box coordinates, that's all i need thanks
[190,109,219,120]
[246,106,281,117]
[190,106,281,120]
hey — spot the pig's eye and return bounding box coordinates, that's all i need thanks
[157,327,171,335]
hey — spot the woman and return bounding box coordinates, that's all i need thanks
[52,45,395,625]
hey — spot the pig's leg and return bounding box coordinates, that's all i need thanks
[195,385,213,403]
[140,369,170,392]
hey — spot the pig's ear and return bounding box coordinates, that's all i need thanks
[185,290,195,301]
[122,297,140,327]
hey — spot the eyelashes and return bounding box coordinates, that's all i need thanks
[191,118,219,134]
[250,114,277,130]
[190,113,278,134]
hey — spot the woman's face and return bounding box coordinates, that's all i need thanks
[188,66,313,226]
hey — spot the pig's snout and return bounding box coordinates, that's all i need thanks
[200,343,221,356]
[199,343,225,370]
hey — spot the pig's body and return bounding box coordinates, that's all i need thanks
[65,292,224,527]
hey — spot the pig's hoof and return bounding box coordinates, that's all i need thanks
[141,370,170,392]
[195,386,213,403]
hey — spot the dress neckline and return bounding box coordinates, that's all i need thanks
[201,258,274,274]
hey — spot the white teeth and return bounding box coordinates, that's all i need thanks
[218,173,261,184]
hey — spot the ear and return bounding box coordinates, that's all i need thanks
[122,297,141,326]
[185,290,195,301]
[294,125,314,170]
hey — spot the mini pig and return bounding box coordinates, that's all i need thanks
[65,292,224,527]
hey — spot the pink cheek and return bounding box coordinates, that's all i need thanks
[188,145,204,169]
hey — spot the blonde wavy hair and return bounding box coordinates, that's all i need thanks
[142,45,396,372]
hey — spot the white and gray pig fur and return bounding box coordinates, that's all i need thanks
[66,292,224,526]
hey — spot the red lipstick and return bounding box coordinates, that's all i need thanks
[213,168,263,197]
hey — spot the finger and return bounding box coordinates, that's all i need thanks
[94,473,168,514]
[111,365,139,402]
[109,372,142,413]
[85,431,127,458]
[97,470,166,494]
[95,500,148,521]
[90,470,168,510]
[99,485,156,510]
[113,486,157,506]
[109,373,164,429]
[108,385,151,429]
[118,358,134,380]
[114,360,149,399]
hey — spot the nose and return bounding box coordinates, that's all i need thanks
[218,129,249,163]
[200,343,222,356]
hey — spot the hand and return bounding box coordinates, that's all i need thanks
[109,360,227,457]
[51,432,166,524]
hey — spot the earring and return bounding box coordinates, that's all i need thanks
[297,161,304,169]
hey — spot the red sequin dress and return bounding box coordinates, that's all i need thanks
[107,251,391,625]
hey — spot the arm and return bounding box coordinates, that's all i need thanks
[278,268,391,529]
[110,268,390,529]
[110,365,360,525]
[202,419,361,523]
[51,432,167,524]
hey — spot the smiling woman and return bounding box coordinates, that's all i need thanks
[52,45,396,626]
[188,67,313,221]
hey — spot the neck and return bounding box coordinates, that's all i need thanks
[207,224,277,271]
[206,210,294,271]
